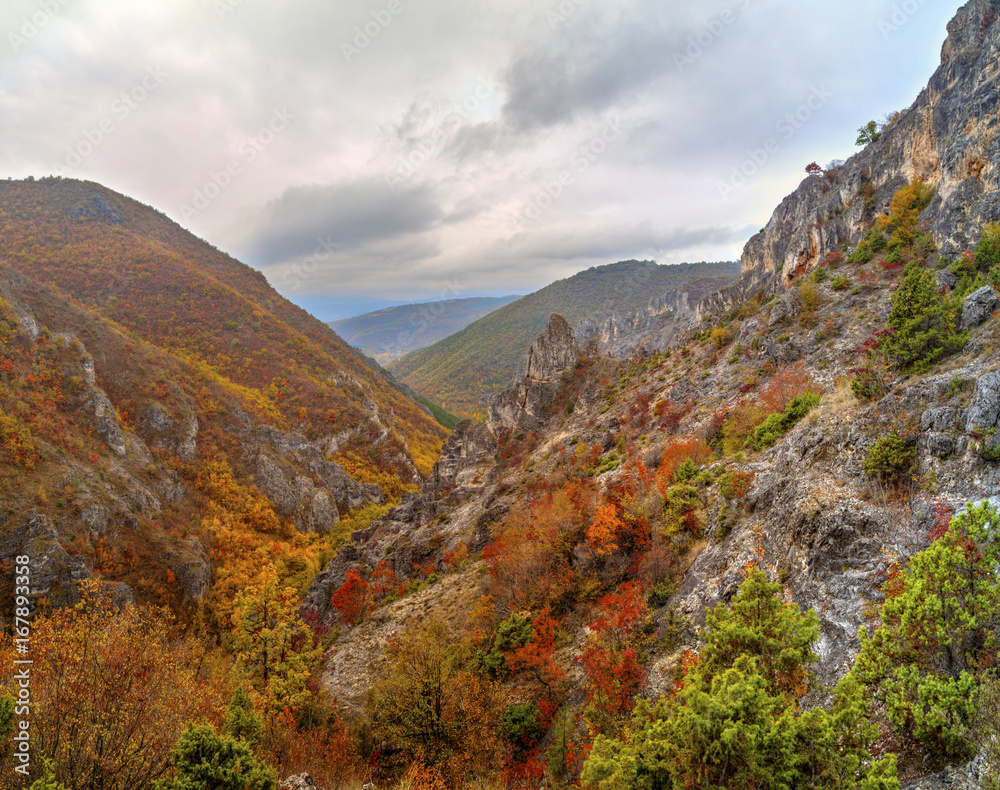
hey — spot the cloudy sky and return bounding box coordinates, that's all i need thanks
[1,0,962,319]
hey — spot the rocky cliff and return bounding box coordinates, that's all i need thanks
[698,0,1000,322]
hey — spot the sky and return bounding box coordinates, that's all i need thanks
[1,0,964,320]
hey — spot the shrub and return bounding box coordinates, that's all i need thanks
[502,703,541,746]
[154,725,276,790]
[975,222,1000,271]
[862,430,915,483]
[852,502,1000,758]
[583,571,896,790]
[753,392,821,450]
[710,327,733,349]
[831,275,852,291]
[884,261,966,372]
[798,280,821,312]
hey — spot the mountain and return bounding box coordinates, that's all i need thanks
[390,259,740,418]
[305,3,1000,786]
[0,176,448,614]
[11,4,1000,789]
[329,295,522,364]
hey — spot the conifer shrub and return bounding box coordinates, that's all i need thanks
[862,430,916,484]
[852,502,1000,759]
[581,570,897,790]
[752,391,821,450]
[883,261,966,372]
[975,222,1000,270]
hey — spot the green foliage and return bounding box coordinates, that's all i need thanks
[851,502,1000,758]
[476,612,533,679]
[393,260,741,417]
[546,707,577,781]
[862,430,916,483]
[856,120,882,146]
[0,691,13,765]
[223,685,263,749]
[582,570,897,790]
[831,275,852,291]
[411,392,461,430]
[752,391,821,450]
[697,570,819,694]
[28,759,68,790]
[153,724,276,790]
[501,702,541,745]
[647,580,676,609]
[884,262,966,372]
[975,223,1000,271]
[672,458,699,483]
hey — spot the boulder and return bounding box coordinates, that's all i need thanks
[960,285,999,331]
[767,288,801,328]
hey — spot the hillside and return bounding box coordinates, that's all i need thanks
[301,2,1000,787]
[0,177,448,617]
[7,3,1000,790]
[329,295,522,364]
[390,259,740,417]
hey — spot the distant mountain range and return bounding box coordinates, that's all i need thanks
[329,295,522,364]
[390,260,740,418]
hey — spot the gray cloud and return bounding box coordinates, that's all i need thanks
[0,0,966,313]
[247,179,444,264]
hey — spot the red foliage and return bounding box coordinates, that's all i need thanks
[927,499,953,543]
[579,583,649,732]
[507,609,566,706]
[656,436,713,485]
[758,364,818,414]
[330,570,370,626]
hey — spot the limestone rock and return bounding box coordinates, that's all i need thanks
[279,774,318,790]
[767,288,801,327]
[698,0,1000,321]
[488,314,578,435]
[959,285,999,331]
[964,370,1000,433]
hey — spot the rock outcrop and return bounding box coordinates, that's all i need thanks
[698,0,1000,322]
[960,285,999,331]
[247,425,384,533]
[488,313,579,435]
[302,419,500,625]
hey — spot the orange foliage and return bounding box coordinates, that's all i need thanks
[656,436,713,487]
[587,504,624,555]
[758,363,819,414]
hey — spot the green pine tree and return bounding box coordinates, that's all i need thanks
[852,501,1000,758]
[884,261,965,372]
[153,724,276,790]
[581,570,897,790]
